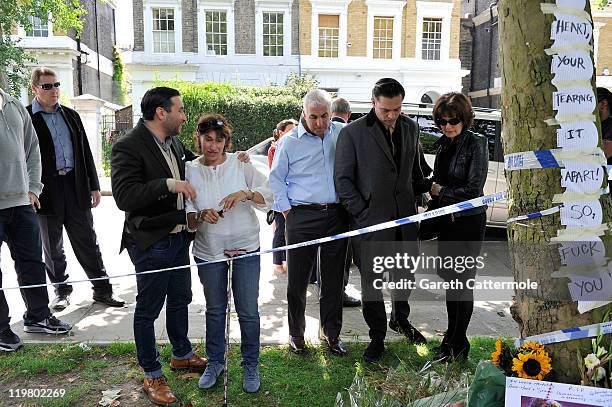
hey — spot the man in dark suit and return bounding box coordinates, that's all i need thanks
[335,78,427,364]
[27,67,124,311]
[111,87,206,405]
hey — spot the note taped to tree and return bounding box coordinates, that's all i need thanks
[568,271,612,302]
[556,121,599,148]
[558,238,606,267]
[578,300,612,313]
[560,162,605,192]
[505,376,612,407]
[556,0,585,10]
[559,200,602,226]
[550,13,593,44]
[552,87,596,116]
[551,50,593,81]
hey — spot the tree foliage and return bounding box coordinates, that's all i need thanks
[0,0,85,95]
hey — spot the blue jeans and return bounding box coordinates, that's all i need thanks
[0,205,51,330]
[127,232,193,379]
[196,253,260,366]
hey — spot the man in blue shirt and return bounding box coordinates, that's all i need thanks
[270,89,349,357]
[27,67,124,311]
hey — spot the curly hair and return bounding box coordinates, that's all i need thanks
[192,113,233,154]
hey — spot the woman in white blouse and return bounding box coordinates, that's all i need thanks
[185,114,272,393]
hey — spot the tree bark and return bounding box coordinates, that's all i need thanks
[499,0,612,383]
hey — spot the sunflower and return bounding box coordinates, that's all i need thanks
[491,339,503,365]
[512,351,552,380]
[520,341,545,354]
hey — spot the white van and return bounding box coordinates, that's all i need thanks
[247,101,506,228]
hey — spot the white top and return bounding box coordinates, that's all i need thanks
[185,153,272,261]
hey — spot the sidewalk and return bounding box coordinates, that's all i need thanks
[3,179,519,346]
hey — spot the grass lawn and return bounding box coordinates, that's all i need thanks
[0,337,499,406]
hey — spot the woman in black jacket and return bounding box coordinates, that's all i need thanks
[428,92,488,361]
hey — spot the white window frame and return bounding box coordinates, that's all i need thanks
[26,15,50,37]
[309,0,351,58]
[415,0,453,62]
[17,13,53,38]
[255,0,292,58]
[318,16,340,58]
[372,16,394,59]
[365,0,406,61]
[143,0,182,54]
[421,17,443,60]
[198,0,235,57]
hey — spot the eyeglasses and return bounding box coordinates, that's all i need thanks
[198,118,225,134]
[436,118,462,126]
[37,82,61,91]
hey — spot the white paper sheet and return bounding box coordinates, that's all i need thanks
[560,162,605,192]
[505,376,612,406]
[556,121,599,148]
[558,238,606,266]
[559,200,603,226]
[552,87,596,116]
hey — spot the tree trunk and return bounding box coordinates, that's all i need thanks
[499,0,612,383]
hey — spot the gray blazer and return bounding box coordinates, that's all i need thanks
[334,111,424,242]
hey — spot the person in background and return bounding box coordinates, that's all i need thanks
[268,119,297,275]
[598,87,612,162]
[428,92,488,362]
[186,114,272,393]
[27,66,124,310]
[0,86,72,353]
[111,87,207,406]
[331,98,351,124]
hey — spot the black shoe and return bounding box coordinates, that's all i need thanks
[0,327,23,352]
[342,293,361,307]
[23,315,72,334]
[389,319,427,344]
[325,336,347,356]
[93,293,126,307]
[50,294,70,311]
[363,339,385,364]
[289,336,306,354]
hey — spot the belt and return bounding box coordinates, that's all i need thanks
[293,203,341,211]
[57,169,72,176]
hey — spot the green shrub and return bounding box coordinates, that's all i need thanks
[157,80,306,152]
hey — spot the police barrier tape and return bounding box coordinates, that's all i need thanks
[504,148,607,171]
[515,321,612,348]
[0,191,508,291]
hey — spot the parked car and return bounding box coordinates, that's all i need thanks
[246,101,506,228]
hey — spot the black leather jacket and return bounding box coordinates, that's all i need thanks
[431,130,489,217]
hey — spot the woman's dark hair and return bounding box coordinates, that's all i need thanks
[433,92,474,130]
[597,87,612,114]
[193,113,233,154]
[272,119,298,141]
[141,87,180,120]
[372,78,405,100]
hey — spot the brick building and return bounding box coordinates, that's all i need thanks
[12,0,118,104]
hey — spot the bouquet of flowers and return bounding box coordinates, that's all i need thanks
[577,337,611,388]
[491,340,552,381]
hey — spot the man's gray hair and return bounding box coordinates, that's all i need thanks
[303,89,332,111]
[31,67,58,85]
[331,98,351,114]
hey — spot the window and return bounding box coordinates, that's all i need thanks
[205,10,227,55]
[318,15,339,58]
[373,16,393,59]
[152,8,175,53]
[263,12,284,56]
[422,18,442,60]
[26,16,49,37]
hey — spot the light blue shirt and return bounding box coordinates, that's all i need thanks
[32,98,74,171]
[269,120,343,212]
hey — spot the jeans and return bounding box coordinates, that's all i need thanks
[0,205,51,330]
[196,252,260,366]
[127,232,193,379]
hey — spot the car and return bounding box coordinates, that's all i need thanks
[246,101,506,228]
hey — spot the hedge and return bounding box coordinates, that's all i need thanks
[157,80,305,152]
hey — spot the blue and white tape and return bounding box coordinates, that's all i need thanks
[0,190,508,291]
[504,148,606,171]
[515,321,612,348]
[506,205,563,224]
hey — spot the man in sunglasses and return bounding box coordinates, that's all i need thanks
[26,67,124,311]
[335,78,427,364]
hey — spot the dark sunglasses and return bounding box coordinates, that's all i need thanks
[37,82,61,91]
[436,118,462,126]
[198,118,225,134]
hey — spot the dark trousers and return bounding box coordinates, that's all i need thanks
[354,228,413,342]
[285,206,348,338]
[0,205,51,330]
[38,172,111,296]
[272,211,286,265]
[126,232,193,377]
[437,212,486,352]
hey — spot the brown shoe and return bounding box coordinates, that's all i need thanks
[170,354,207,372]
[142,376,178,405]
